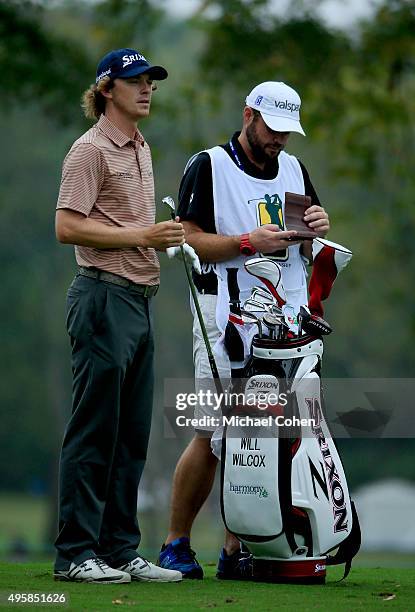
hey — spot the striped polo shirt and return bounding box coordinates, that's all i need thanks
[57,114,159,285]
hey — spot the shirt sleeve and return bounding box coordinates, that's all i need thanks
[177,152,216,234]
[298,159,322,207]
[56,143,105,216]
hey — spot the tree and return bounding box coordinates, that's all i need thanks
[0,0,92,122]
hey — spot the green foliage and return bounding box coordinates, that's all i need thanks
[199,4,351,92]
[0,1,92,123]
[88,0,164,52]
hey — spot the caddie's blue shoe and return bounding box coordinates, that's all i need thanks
[216,547,253,580]
[158,537,203,579]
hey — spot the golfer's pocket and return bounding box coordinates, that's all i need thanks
[66,284,108,338]
[90,284,109,335]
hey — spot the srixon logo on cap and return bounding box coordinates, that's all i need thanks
[122,53,147,68]
[274,100,301,113]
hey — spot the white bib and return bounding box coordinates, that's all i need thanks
[207,146,308,333]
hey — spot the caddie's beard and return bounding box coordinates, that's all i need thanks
[246,119,281,165]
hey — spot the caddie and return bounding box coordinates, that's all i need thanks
[158,81,330,579]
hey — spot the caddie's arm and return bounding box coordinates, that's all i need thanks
[183,221,298,263]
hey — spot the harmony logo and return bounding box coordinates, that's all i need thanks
[122,53,147,68]
[275,99,300,113]
[229,483,269,498]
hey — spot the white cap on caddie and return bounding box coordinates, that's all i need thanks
[245,81,305,136]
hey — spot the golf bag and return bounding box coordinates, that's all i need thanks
[219,239,360,583]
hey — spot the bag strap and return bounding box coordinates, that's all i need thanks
[326,501,361,580]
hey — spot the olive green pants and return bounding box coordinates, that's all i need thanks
[55,275,154,570]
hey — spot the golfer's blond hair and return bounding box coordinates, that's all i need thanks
[81,76,113,120]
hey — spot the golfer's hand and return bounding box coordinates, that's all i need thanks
[249,225,299,253]
[304,205,330,237]
[142,220,185,249]
[166,243,202,274]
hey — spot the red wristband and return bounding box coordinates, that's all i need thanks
[239,233,256,256]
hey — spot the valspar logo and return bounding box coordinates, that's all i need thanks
[275,99,300,113]
[229,483,269,498]
[122,53,147,68]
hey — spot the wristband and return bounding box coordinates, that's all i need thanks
[239,233,256,256]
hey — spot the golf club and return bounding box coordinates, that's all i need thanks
[162,196,224,396]
[251,286,275,305]
[262,312,284,340]
[243,298,269,313]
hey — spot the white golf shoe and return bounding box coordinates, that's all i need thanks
[54,557,131,583]
[117,556,182,582]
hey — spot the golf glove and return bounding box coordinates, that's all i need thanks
[166,243,202,274]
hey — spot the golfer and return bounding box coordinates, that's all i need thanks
[54,48,191,584]
[158,81,330,579]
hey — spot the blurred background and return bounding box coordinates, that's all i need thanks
[0,0,414,568]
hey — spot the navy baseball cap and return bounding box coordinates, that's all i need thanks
[96,48,168,84]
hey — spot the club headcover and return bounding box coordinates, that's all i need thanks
[308,238,352,317]
[245,258,286,307]
[282,304,298,333]
[299,306,333,336]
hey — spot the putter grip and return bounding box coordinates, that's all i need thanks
[284,192,318,240]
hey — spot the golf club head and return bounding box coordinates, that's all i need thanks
[245,258,286,307]
[240,310,260,323]
[251,286,275,305]
[262,312,285,340]
[243,299,268,313]
[262,312,282,329]
[269,303,283,316]
[162,195,177,220]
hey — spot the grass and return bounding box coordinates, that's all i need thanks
[0,563,414,611]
